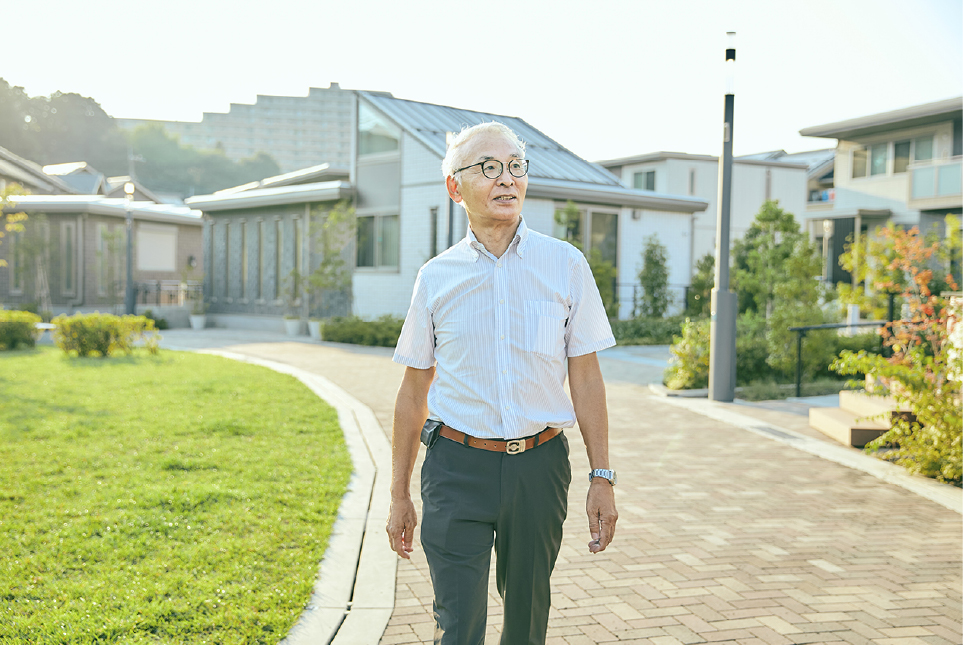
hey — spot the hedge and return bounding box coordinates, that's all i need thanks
[321,315,404,347]
[0,310,42,350]
[52,312,159,357]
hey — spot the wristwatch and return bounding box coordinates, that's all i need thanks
[589,469,617,486]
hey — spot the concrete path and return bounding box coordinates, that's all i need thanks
[159,330,962,645]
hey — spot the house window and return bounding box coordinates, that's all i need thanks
[633,170,656,191]
[358,102,400,155]
[553,204,618,267]
[96,224,111,296]
[852,147,868,178]
[688,169,697,196]
[257,220,265,299]
[240,221,248,298]
[61,221,76,297]
[914,136,933,161]
[137,223,177,272]
[870,143,887,176]
[356,214,399,269]
[275,219,283,298]
[9,229,23,293]
[223,222,231,298]
[894,140,912,174]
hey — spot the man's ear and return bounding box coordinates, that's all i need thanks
[446,175,463,204]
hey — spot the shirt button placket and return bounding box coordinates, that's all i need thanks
[495,257,510,424]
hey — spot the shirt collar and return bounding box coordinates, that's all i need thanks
[464,217,529,261]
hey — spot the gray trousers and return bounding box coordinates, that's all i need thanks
[420,431,572,645]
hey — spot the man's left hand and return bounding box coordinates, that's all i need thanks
[586,481,617,553]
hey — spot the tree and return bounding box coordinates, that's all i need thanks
[129,124,281,197]
[637,234,671,318]
[0,184,28,269]
[308,200,356,317]
[0,79,127,173]
[766,236,831,377]
[731,200,811,318]
[685,253,714,317]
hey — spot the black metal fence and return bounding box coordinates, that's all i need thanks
[787,321,887,397]
[134,281,202,307]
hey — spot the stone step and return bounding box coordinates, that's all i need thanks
[839,389,906,420]
[809,406,889,448]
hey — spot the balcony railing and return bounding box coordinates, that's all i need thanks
[808,188,835,204]
[908,157,962,208]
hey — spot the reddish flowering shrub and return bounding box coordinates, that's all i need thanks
[832,224,961,485]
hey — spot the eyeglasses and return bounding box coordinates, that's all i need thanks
[454,158,530,179]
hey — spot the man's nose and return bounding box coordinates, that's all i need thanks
[497,167,514,185]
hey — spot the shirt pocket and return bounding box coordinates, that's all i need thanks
[525,300,568,359]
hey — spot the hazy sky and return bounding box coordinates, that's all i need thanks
[6,0,961,162]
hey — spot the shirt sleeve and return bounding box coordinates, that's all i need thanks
[393,267,436,369]
[565,252,616,357]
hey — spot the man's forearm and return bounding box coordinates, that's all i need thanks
[390,366,434,499]
[568,353,610,468]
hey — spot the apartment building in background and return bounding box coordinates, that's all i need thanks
[117,83,361,174]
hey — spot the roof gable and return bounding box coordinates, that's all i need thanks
[359,93,622,187]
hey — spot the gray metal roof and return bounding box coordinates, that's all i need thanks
[0,146,79,195]
[214,162,350,196]
[187,180,354,211]
[800,97,963,140]
[8,194,202,225]
[360,92,623,187]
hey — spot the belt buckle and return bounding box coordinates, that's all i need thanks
[506,439,526,455]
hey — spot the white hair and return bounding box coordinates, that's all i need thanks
[441,122,526,183]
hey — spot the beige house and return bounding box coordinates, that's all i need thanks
[799,97,962,284]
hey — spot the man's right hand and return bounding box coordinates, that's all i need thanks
[386,497,418,559]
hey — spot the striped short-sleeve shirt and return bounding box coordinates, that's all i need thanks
[393,218,615,440]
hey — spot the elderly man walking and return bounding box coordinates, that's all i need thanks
[387,121,618,645]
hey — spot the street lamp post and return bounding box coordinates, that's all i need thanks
[708,31,738,402]
[124,181,136,315]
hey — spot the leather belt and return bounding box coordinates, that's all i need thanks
[439,425,561,455]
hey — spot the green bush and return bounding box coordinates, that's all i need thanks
[664,318,710,389]
[611,316,686,346]
[0,310,42,350]
[735,313,772,384]
[143,309,169,330]
[321,315,404,347]
[53,312,158,357]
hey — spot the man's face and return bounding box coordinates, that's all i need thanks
[448,133,528,228]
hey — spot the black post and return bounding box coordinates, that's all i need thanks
[795,330,805,398]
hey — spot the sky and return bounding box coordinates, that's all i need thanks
[5,0,961,163]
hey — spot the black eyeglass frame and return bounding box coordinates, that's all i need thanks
[454,158,530,179]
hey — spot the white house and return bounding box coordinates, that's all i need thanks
[187,93,709,325]
[799,97,962,285]
[595,150,827,273]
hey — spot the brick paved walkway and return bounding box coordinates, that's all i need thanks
[162,333,962,645]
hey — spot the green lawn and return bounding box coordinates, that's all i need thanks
[0,347,351,644]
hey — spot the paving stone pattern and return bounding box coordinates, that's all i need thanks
[199,338,961,645]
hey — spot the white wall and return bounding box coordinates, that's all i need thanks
[353,133,449,319]
[619,208,693,317]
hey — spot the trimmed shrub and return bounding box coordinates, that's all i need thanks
[321,315,404,348]
[53,312,158,357]
[611,316,687,346]
[0,310,42,350]
[664,318,710,389]
[143,309,169,330]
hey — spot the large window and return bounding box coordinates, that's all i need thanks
[240,221,248,299]
[137,223,177,272]
[554,204,618,267]
[356,214,399,269]
[257,220,265,299]
[9,229,23,293]
[358,102,400,155]
[633,170,656,191]
[61,221,76,297]
[854,135,935,177]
